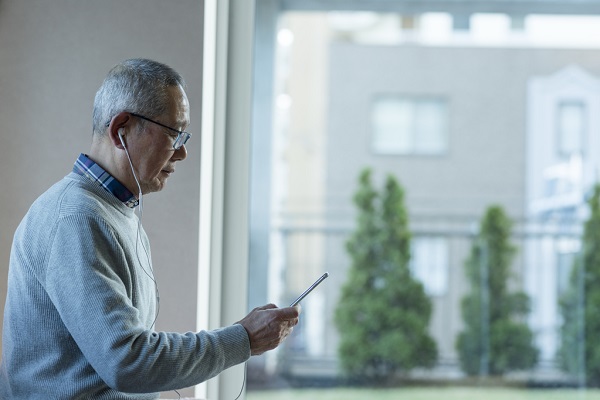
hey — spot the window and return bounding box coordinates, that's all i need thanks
[410,237,449,296]
[556,100,586,158]
[556,238,580,296]
[372,96,448,155]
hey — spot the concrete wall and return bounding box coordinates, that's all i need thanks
[0,0,204,395]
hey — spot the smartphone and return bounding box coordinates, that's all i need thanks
[289,272,329,307]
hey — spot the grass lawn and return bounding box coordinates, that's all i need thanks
[247,387,596,400]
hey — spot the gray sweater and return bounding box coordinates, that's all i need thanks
[0,172,250,399]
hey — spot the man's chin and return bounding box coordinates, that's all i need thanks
[140,180,166,195]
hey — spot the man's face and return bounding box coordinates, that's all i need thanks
[129,85,190,194]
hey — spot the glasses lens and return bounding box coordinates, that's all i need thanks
[173,132,191,150]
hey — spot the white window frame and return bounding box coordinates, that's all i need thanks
[197,0,255,398]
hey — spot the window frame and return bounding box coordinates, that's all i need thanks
[197,0,256,398]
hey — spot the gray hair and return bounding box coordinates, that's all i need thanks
[92,59,186,136]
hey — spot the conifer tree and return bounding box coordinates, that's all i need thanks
[456,206,538,376]
[335,168,437,382]
[559,184,600,386]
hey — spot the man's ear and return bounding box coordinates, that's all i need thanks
[107,112,133,150]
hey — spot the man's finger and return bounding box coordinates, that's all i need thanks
[255,303,277,311]
[275,306,301,320]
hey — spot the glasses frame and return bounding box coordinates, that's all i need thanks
[130,112,191,150]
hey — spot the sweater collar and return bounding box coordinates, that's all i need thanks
[72,153,139,208]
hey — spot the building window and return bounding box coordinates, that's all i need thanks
[556,100,586,158]
[410,236,449,296]
[371,96,448,155]
[556,238,580,296]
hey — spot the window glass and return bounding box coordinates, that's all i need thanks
[372,97,448,155]
[410,237,449,297]
[556,238,580,296]
[246,6,600,399]
[557,100,585,157]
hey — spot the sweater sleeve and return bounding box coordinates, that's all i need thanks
[44,213,251,393]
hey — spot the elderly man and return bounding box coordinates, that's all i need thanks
[0,59,299,399]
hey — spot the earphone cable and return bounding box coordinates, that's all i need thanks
[233,362,247,400]
[122,144,160,328]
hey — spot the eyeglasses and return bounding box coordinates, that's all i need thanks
[130,112,191,150]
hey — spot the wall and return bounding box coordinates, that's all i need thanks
[0,0,204,396]
[327,44,600,217]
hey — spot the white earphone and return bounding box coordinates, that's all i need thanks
[118,129,127,149]
[118,128,142,201]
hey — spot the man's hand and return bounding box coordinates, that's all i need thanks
[236,304,300,356]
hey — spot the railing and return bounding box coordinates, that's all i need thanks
[261,214,585,384]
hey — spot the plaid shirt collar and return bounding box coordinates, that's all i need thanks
[73,153,139,208]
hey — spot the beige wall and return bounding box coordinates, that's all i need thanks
[0,0,204,395]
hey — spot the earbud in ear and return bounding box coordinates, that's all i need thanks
[118,129,127,149]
